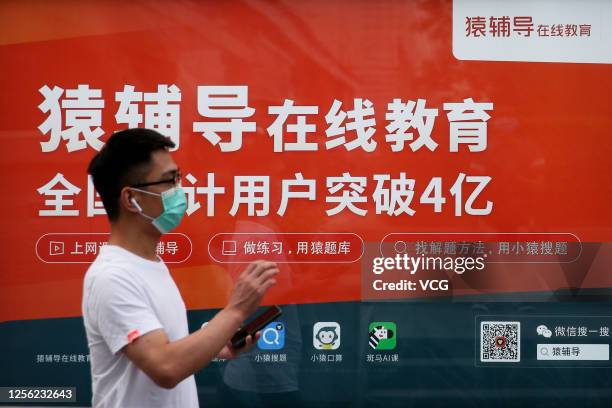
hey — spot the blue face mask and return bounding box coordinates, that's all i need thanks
[130,186,187,234]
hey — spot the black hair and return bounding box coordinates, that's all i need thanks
[87,128,175,222]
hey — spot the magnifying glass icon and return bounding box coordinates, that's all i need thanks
[540,346,549,356]
[263,327,280,345]
[394,241,407,254]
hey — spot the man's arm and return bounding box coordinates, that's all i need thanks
[123,260,278,389]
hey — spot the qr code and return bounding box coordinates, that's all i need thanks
[480,321,520,362]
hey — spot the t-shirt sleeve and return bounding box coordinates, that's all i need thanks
[91,271,164,354]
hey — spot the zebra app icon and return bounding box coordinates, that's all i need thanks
[368,322,396,350]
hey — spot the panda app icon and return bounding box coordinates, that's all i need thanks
[313,322,341,350]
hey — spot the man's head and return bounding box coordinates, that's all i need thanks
[87,128,182,231]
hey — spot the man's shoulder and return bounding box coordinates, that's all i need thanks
[83,250,144,300]
[85,246,139,281]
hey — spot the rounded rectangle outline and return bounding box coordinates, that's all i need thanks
[34,232,193,264]
[208,232,365,264]
[379,232,582,264]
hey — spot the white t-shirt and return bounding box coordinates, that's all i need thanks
[82,244,199,408]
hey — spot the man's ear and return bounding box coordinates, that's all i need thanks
[120,187,141,214]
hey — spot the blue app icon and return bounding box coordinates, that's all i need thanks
[257,321,285,350]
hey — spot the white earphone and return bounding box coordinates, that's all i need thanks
[130,197,143,212]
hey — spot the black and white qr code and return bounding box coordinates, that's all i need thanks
[480,321,520,362]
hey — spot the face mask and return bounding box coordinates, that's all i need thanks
[130,186,187,234]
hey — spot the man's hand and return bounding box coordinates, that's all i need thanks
[226,260,279,321]
[122,261,278,389]
[216,331,260,360]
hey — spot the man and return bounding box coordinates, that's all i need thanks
[82,128,278,407]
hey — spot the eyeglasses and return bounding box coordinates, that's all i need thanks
[131,171,181,188]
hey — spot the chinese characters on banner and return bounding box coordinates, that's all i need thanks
[37,85,494,219]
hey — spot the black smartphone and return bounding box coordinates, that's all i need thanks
[230,305,282,349]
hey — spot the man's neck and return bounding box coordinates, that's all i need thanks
[108,221,160,262]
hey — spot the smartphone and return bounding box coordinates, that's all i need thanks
[230,305,283,349]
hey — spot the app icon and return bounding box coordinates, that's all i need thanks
[257,321,285,350]
[368,322,396,350]
[313,322,341,350]
[536,324,552,338]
